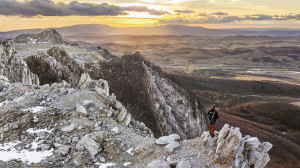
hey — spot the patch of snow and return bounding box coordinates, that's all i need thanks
[98,163,116,168]
[22,106,45,113]
[123,162,131,166]
[26,128,53,134]
[0,141,20,150]
[126,147,134,155]
[0,140,53,164]
[0,100,10,107]
[82,100,93,105]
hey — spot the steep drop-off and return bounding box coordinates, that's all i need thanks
[86,52,209,139]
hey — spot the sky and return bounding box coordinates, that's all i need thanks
[0,0,300,31]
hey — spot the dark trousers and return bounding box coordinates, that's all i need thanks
[209,123,216,135]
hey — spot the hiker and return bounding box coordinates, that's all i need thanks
[208,104,219,137]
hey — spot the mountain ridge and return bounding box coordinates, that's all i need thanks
[2,24,300,39]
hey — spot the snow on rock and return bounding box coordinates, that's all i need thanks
[123,162,131,166]
[0,140,53,163]
[26,128,53,134]
[126,147,134,155]
[98,162,116,168]
[22,106,45,113]
[0,100,10,107]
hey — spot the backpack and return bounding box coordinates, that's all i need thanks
[208,111,215,121]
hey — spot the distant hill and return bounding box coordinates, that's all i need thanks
[1,24,300,38]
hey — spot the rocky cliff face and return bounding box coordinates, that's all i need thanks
[86,53,209,139]
[0,40,39,86]
[14,29,64,44]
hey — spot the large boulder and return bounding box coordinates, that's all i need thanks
[146,160,170,168]
[155,134,180,145]
[215,124,242,165]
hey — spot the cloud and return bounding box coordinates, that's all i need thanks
[0,0,167,17]
[211,12,228,16]
[174,10,194,13]
[124,6,169,15]
[160,13,300,24]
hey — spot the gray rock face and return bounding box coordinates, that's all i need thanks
[14,29,64,44]
[0,40,39,86]
[199,124,272,168]
[76,133,102,157]
[56,146,70,156]
[176,160,192,168]
[144,61,208,139]
[94,53,209,139]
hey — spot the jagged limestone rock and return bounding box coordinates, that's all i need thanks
[0,76,10,91]
[199,124,272,168]
[215,124,242,165]
[26,47,83,87]
[0,40,39,86]
[78,73,93,89]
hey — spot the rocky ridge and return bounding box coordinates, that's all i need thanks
[0,32,272,167]
[0,74,272,167]
[14,29,64,44]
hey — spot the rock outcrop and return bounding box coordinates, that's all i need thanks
[77,73,133,126]
[0,40,39,86]
[88,52,209,139]
[14,29,64,44]
[26,46,83,87]
[199,124,272,168]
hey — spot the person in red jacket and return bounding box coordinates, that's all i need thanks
[207,104,219,137]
